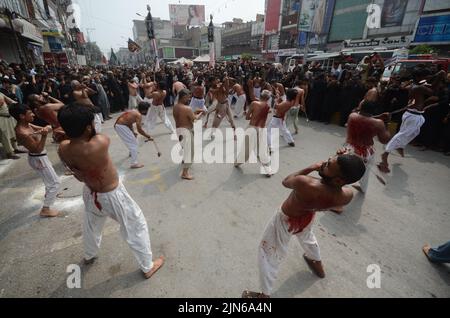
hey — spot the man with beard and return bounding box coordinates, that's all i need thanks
[242,154,366,298]
[57,102,165,279]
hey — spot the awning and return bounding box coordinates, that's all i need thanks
[12,18,44,45]
[193,54,210,63]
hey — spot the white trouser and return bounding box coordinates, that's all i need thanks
[144,97,153,105]
[285,106,300,133]
[83,182,153,273]
[268,117,295,148]
[128,95,143,110]
[94,113,102,133]
[386,111,425,153]
[190,97,207,113]
[234,94,246,118]
[115,124,138,166]
[259,207,320,296]
[146,104,175,133]
[236,125,271,175]
[28,154,61,208]
[254,87,261,100]
[177,128,194,169]
[346,144,375,194]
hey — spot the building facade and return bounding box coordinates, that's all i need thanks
[0,0,84,66]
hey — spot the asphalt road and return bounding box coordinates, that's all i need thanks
[0,109,449,298]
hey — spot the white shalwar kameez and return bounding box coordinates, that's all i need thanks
[114,124,139,166]
[385,110,425,154]
[83,182,154,273]
[258,207,320,295]
[28,152,61,208]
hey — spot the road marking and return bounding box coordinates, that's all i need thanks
[126,167,168,192]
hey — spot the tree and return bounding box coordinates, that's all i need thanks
[409,45,434,55]
[241,53,253,61]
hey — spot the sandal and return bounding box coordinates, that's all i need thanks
[242,291,270,299]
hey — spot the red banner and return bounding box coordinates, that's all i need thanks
[265,0,282,35]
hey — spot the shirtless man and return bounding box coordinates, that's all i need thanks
[57,102,164,279]
[173,89,205,180]
[235,90,272,177]
[248,74,263,101]
[146,81,175,134]
[341,101,391,194]
[267,89,299,151]
[9,104,61,217]
[115,102,154,169]
[142,74,155,104]
[378,68,445,173]
[189,79,207,113]
[242,154,366,298]
[228,78,247,119]
[204,78,236,139]
[128,78,143,110]
[286,81,306,135]
[173,80,187,105]
[354,77,380,113]
[28,93,66,142]
[72,80,103,133]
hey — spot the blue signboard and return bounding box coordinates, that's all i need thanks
[414,14,450,43]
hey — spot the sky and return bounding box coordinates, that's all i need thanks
[75,0,266,56]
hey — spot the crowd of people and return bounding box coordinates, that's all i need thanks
[1,54,449,297]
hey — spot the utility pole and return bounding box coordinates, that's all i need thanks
[4,8,26,65]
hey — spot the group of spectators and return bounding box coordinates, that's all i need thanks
[1,53,450,160]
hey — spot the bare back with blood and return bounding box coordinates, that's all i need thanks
[58,134,119,193]
[346,113,388,153]
[115,110,139,129]
[247,101,270,128]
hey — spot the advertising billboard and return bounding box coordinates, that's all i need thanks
[414,14,450,43]
[169,4,205,26]
[298,0,325,32]
[381,0,408,27]
[264,0,282,35]
[424,0,450,12]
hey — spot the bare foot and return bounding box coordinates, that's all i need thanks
[303,254,326,278]
[242,291,270,299]
[131,164,145,169]
[40,208,60,218]
[84,257,98,266]
[377,163,391,174]
[422,245,435,263]
[181,174,194,181]
[144,256,165,279]
[397,149,405,157]
[64,170,74,176]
